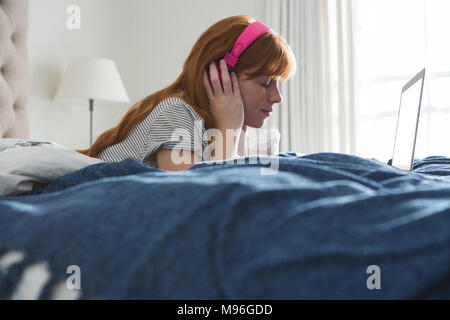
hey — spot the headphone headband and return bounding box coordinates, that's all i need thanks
[223,21,271,68]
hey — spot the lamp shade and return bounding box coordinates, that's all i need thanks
[54,57,130,103]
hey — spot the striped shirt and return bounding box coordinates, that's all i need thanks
[98,96,211,169]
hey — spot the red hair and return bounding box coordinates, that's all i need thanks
[77,14,296,158]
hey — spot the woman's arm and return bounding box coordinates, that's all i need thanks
[156,149,202,171]
[158,61,245,171]
[156,129,241,171]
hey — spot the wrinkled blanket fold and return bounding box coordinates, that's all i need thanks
[0,153,449,299]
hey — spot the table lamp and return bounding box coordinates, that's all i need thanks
[54,57,130,146]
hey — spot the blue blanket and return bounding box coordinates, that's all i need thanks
[0,153,449,299]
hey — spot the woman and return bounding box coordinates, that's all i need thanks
[78,15,296,171]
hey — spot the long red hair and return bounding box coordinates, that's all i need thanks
[77,14,296,158]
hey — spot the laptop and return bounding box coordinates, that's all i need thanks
[391,68,426,171]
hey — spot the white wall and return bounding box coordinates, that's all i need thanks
[28,0,265,149]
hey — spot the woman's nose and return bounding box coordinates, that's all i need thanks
[270,84,283,104]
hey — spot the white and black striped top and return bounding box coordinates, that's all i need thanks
[98,96,211,169]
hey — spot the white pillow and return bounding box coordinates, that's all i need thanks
[0,139,104,196]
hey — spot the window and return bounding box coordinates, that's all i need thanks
[352,0,450,162]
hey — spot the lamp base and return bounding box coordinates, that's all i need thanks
[89,99,94,147]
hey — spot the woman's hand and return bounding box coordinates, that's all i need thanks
[203,59,244,132]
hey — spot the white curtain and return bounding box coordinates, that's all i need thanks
[263,0,356,155]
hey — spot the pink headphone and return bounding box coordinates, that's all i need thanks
[224,21,272,68]
[209,21,272,88]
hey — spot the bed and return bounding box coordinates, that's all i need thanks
[0,0,29,139]
[0,0,449,300]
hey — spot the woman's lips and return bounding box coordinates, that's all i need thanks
[261,109,272,117]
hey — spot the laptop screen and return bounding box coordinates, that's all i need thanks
[391,69,425,171]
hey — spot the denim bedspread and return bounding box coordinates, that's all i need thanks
[0,153,449,299]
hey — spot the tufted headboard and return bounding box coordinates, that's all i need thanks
[0,0,29,138]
